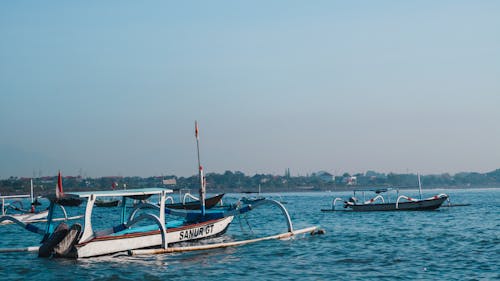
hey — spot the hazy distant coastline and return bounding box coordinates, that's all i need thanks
[1,169,499,195]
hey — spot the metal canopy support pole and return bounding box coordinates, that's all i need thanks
[159,190,166,229]
[159,190,167,249]
[80,194,96,243]
[120,196,127,224]
[43,201,56,242]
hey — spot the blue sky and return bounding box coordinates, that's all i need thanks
[1,1,499,178]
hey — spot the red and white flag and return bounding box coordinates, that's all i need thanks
[56,171,63,198]
[195,121,199,140]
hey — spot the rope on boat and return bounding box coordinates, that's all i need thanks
[128,226,323,256]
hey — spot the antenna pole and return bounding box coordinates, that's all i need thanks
[30,178,34,204]
[417,173,423,200]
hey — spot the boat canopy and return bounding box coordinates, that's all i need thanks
[63,188,173,199]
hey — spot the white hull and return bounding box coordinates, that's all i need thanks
[76,216,233,258]
[0,210,49,225]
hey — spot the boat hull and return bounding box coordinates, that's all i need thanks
[95,200,121,207]
[347,196,448,212]
[166,194,224,210]
[75,216,233,258]
[0,210,49,225]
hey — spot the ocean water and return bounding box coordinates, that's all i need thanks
[0,188,498,280]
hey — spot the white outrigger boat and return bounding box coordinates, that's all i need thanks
[0,195,48,225]
[38,187,235,258]
[9,186,317,258]
[0,187,235,258]
[322,188,448,212]
[1,179,49,225]
[2,187,318,258]
[322,175,449,212]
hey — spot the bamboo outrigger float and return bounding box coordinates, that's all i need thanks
[130,225,320,256]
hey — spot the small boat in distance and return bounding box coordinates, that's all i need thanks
[322,175,449,212]
[322,188,448,212]
[95,182,121,207]
[0,179,48,225]
[240,184,287,204]
[0,195,49,225]
[165,193,224,210]
[1,176,82,226]
[94,199,121,207]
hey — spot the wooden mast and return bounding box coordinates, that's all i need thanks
[195,121,206,216]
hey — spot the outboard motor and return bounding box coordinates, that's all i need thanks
[38,223,82,258]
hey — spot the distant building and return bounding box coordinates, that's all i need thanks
[347,176,357,185]
[163,178,177,185]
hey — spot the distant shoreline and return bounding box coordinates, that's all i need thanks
[1,184,498,197]
[205,184,500,194]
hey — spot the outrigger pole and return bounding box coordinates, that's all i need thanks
[129,226,321,256]
[195,121,206,216]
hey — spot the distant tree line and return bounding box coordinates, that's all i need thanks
[1,169,499,195]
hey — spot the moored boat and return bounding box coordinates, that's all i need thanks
[95,199,121,207]
[1,179,49,225]
[0,195,49,225]
[41,188,235,258]
[345,192,448,211]
[11,187,235,258]
[322,187,449,212]
[322,174,449,212]
[165,193,224,210]
[95,182,122,207]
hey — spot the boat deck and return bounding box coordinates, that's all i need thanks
[111,220,186,236]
